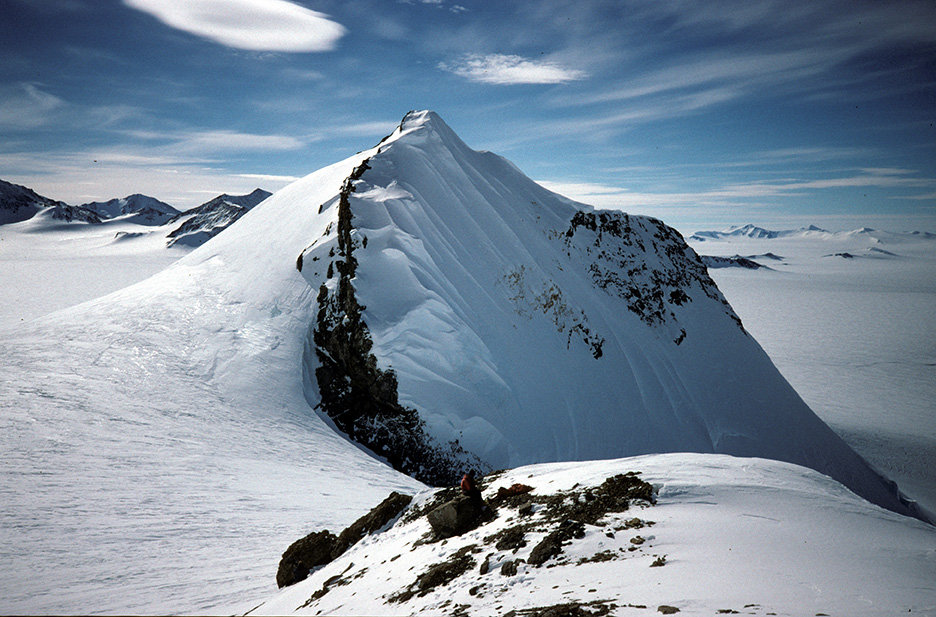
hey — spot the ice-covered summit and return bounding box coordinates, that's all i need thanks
[270,110,917,518]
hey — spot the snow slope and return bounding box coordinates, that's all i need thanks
[0,151,424,614]
[687,227,936,515]
[253,454,936,617]
[0,213,188,328]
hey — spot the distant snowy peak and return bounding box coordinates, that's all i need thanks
[81,194,180,225]
[164,189,271,247]
[213,188,271,209]
[690,224,933,245]
[33,203,102,224]
[0,179,66,225]
[690,224,830,241]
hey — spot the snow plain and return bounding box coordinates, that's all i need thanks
[1,114,934,615]
[686,229,936,516]
[0,214,185,328]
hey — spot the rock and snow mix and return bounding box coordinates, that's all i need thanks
[255,455,936,616]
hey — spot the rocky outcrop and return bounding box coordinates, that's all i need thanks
[276,530,337,588]
[564,210,743,333]
[700,255,767,270]
[426,494,487,538]
[277,491,413,588]
[310,160,484,486]
[280,467,660,613]
[333,491,414,556]
[0,178,64,224]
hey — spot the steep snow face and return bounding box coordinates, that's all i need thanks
[299,111,921,519]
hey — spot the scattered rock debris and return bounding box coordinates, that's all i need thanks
[288,469,663,614]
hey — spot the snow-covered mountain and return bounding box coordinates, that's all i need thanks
[0,178,69,224]
[81,193,180,225]
[689,224,830,241]
[165,188,271,247]
[1,111,931,614]
[285,110,918,519]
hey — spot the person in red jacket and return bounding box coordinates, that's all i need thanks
[460,471,482,503]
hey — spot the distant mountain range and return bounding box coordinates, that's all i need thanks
[689,224,935,266]
[690,223,936,243]
[79,194,180,226]
[164,189,271,247]
[689,224,835,241]
[0,178,270,247]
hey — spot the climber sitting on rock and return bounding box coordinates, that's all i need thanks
[460,470,481,502]
[461,470,493,517]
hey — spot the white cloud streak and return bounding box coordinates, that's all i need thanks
[439,53,587,85]
[0,83,65,128]
[123,0,346,52]
[538,168,936,212]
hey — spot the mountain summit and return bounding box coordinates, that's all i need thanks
[277,110,914,517]
[81,193,179,225]
[164,188,271,247]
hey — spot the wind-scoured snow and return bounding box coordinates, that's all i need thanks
[1,113,932,614]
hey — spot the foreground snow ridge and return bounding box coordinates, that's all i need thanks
[253,454,936,616]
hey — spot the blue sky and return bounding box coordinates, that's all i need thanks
[1,0,934,232]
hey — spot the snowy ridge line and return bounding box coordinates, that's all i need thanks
[305,154,483,485]
[252,454,936,616]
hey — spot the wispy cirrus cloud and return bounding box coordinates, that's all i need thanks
[0,83,65,128]
[120,128,305,157]
[439,53,586,85]
[538,168,936,214]
[123,0,346,52]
